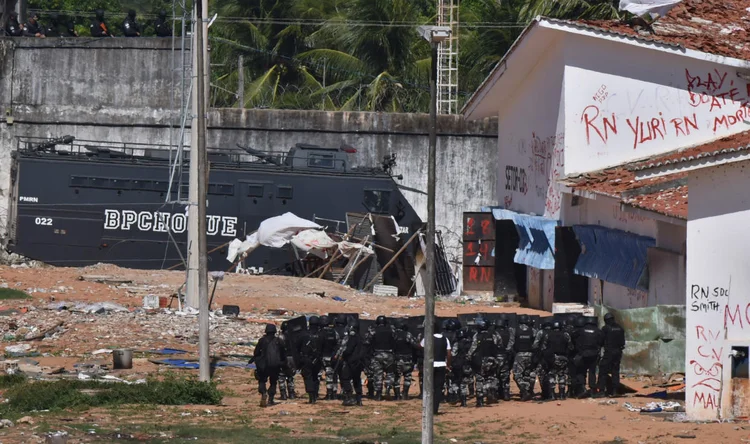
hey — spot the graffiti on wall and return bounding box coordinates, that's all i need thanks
[688,280,733,412]
[579,69,750,153]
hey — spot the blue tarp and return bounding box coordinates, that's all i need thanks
[572,225,655,290]
[483,207,558,270]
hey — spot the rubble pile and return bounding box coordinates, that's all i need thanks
[0,302,267,357]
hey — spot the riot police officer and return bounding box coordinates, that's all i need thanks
[90,10,111,37]
[297,316,323,404]
[574,317,603,398]
[468,318,502,406]
[277,321,297,400]
[392,320,417,400]
[364,316,397,400]
[596,313,626,397]
[122,10,141,37]
[494,319,515,401]
[541,321,573,400]
[154,10,172,37]
[4,12,23,36]
[451,327,474,407]
[513,315,536,401]
[319,315,341,400]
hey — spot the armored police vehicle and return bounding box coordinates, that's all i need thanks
[5,136,423,276]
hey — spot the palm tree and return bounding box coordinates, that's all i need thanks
[519,0,621,21]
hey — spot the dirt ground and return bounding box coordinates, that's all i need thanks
[0,264,746,443]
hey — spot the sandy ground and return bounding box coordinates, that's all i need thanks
[0,264,745,443]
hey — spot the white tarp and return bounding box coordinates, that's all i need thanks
[291,229,338,252]
[619,0,682,18]
[338,241,374,258]
[257,212,321,248]
[227,232,260,262]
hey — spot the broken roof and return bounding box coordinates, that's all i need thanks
[565,166,688,220]
[567,130,750,220]
[581,0,750,61]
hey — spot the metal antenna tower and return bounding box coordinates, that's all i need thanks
[166,0,193,204]
[436,0,459,114]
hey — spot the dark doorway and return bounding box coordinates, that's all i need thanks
[554,226,588,304]
[495,220,525,301]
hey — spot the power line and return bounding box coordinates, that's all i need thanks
[27,9,527,29]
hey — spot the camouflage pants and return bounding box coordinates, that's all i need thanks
[548,355,569,394]
[393,355,414,390]
[369,351,395,392]
[454,365,474,397]
[321,356,338,393]
[513,352,536,395]
[496,354,512,395]
[278,365,295,395]
[537,361,549,396]
[475,357,499,398]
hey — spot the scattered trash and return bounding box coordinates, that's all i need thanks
[91,349,113,355]
[222,305,240,317]
[279,411,291,416]
[5,344,32,354]
[78,275,133,285]
[147,348,189,355]
[332,296,347,302]
[0,419,14,428]
[674,433,696,439]
[149,358,255,370]
[45,430,69,444]
[624,401,683,413]
[142,295,159,309]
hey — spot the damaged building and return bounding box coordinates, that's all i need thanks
[461,0,750,419]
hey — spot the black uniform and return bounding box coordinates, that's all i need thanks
[541,325,574,399]
[574,321,603,397]
[277,324,297,400]
[4,13,23,36]
[296,322,323,403]
[597,315,626,397]
[154,10,172,37]
[23,15,45,37]
[254,325,287,407]
[90,10,110,37]
[337,324,367,406]
[122,10,140,37]
[45,13,77,37]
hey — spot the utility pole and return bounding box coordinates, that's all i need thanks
[187,0,211,382]
[237,55,244,108]
[417,25,451,444]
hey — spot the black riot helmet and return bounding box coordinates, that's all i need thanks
[348,322,360,334]
[95,9,105,21]
[319,315,330,327]
[495,319,508,329]
[265,323,277,335]
[574,316,586,328]
[281,321,288,332]
[552,321,562,330]
[309,315,320,327]
[127,9,136,19]
[543,320,552,330]
[376,315,387,326]
[441,319,451,332]
[604,313,615,324]
[9,12,17,21]
[518,314,530,326]
[159,10,167,19]
[335,314,347,326]
[476,318,488,331]
[456,328,467,340]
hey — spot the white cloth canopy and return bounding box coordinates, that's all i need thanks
[257,212,321,248]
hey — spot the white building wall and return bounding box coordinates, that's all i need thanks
[497,40,566,219]
[563,33,750,175]
[686,160,750,420]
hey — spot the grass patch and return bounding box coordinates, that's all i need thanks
[0,375,222,417]
[0,288,31,300]
[0,373,27,388]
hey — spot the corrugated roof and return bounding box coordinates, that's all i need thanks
[544,17,685,51]
[579,0,750,61]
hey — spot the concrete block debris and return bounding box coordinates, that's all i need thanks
[624,401,683,413]
[373,285,398,297]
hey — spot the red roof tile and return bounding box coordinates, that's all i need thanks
[579,0,750,60]
[567,167,687,219]
[623,185,689,219]
[634,130,750,170]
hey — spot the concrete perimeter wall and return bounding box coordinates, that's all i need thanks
[0,37,499,288]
